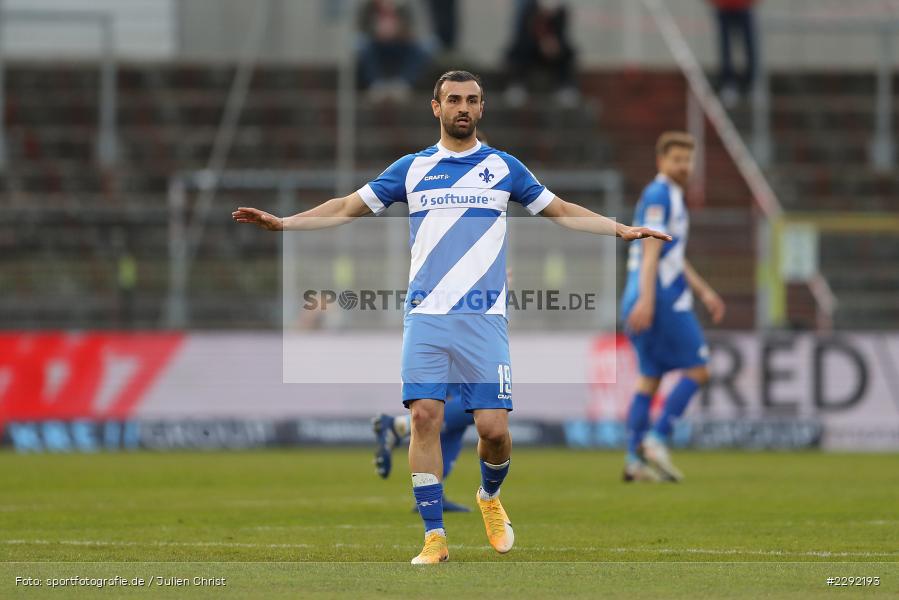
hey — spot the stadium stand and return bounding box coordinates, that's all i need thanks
[2,65,896,330]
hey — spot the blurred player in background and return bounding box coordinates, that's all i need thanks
[620,132,726,483]
[373,383,474,512]
[233,70,668,564]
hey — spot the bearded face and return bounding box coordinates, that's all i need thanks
[432,80,484,142]
[441,109,480,140]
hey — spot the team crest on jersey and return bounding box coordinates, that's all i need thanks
[479,168,495,184]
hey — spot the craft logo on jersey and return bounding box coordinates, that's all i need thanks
[479,167,495,184]
[423,173,450,182]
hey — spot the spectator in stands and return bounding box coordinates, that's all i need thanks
[504,0,579,108]
[357,0,430,101]
[425,0,458,54]
[112,228,137,327]
[709,0,759,108]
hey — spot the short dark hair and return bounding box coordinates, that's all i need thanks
[433,70,485,102]
[656,131,695,156]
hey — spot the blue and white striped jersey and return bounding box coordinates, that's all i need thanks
[621,173,692,315]
[357,141,555,317]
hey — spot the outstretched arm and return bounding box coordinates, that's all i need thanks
[685,259,726,324]
[539,196,671,242]
[232,192,372,231]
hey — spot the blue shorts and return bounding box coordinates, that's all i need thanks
[401,313,512,412]
[626,308,709,378]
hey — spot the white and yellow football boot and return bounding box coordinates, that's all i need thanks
[410,531,449,565]
[476,489,514,553]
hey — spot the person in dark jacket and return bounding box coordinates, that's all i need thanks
[504,0,579,107]
[709,0,760,106]
[358,0,430,100]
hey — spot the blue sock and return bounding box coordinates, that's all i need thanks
[440,398,472,479]
[653,377,701,439]
[626,392,653,459]
[412,475,444,534]
[479,458,510,497]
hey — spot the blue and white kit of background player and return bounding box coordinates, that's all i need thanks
[620,174,709,376]
[357,140,555,410]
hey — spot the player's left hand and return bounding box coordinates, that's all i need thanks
[626,297,655,334]
[616,224,672,242]
[701,290,726,324]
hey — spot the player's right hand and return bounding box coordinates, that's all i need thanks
[232,207,283,231]
[626,298,654,334]
[616,224,672,242]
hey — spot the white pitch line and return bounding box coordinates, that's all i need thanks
[222,497,394,508]
[243,524,416,532]
[3,539,896,558]
[1,540,312,550]
[603,547,899,559]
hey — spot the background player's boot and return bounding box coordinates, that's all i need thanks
[372,414,399,479]
[410,494,471,513]
[622,458,663,482]
[642,433,684,482]
[476,488,514,553]
[410,531,448,564]
[442,495,472,513]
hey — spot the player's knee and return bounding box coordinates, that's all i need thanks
[476,423,508,446]
[687,366,710,385]
[637,376,661,395]
[409,401,442,434]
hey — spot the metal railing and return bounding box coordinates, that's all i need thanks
[0,6,118,169]
[755,16,898,171]
[775,211,899,330]
[641,0,809,332]
[641,0,866,332]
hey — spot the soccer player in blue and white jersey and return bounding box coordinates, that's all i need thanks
[620,132,726,483]
[233,70,669,564]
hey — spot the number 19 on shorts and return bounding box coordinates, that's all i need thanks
[497,364,512,397]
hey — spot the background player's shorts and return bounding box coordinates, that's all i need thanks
[402,313,512,412]
[626,308,709,378]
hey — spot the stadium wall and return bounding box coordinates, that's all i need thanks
[2,331,898,452]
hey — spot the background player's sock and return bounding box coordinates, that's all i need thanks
[440,399,473,479]
[652,377,700,439]
[411,473,444,536]
[440,430,465,479]
[626,392,653,459]
[394,415,410,438]
[479,459,510,500]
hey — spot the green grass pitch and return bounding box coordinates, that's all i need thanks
[0,449,897,598]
